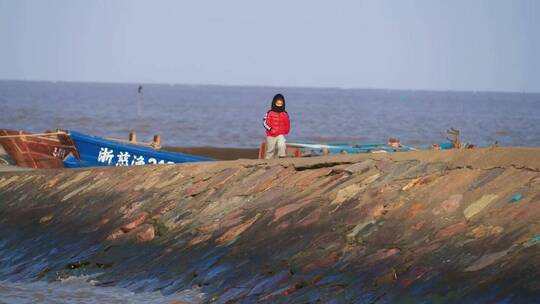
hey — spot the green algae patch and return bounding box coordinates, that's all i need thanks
[148,218,169,237]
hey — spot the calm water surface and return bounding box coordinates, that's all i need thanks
[1,80,539,148]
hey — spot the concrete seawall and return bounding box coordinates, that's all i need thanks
[0,148,539,303]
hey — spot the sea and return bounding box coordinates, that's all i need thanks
[0,80,540,303]
[1,80,539,148]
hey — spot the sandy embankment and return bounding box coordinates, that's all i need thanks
[0,148,539,303]
[163,146,259,160]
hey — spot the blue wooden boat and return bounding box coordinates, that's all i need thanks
[63,130,213,168]
[283,128,464,157]
[286,142,417,157]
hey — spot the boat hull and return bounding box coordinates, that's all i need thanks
[65,130,213,168]
[0,129,79,169]
[258,141,415,159]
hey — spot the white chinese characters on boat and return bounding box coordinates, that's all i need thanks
[116,152,131,166]
[131,155,145,165]
[96,148,174,166]
[148,157,174,165]
[97,148,114,165]
[53,147,66,159]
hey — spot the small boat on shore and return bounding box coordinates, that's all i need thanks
[257,130,468,159]
[288,141,416,156]
[63,130,213,168]
[258,139,416,159]
[0,129,213,169]
[0,129,79,169]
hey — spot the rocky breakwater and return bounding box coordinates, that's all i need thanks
[0,148,539,303]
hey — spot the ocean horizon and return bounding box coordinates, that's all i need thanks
[1,79,539,148]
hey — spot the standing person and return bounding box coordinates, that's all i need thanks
[263,94,290,159]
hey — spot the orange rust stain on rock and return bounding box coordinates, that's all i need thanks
[402,176,436,191]
[220,209,244,229]
[253,177,279,193]
[217,213,261,244]
[106,223,155,242]
[402,178,421,191]
[135,224,155,242]
[366,248,400,263]
[282,281,306,296]
[406,203,425,218]
[121,212,149,233]
[436,222,468,239]
[189,234,212,246]
[198,222,220,234]
[273,200,314,222]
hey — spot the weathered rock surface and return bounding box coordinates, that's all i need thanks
[0,147,539,303]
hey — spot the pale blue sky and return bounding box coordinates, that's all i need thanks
[1,0,539,92]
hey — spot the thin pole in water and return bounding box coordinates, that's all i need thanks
[137,85,143,117]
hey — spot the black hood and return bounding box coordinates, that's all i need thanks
[271,94,286,112]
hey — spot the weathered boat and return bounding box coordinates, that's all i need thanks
[0,129,79,169]
[288,142,416,155]
[258,141,416,159]
[257,130,468,159]
[63,130,213,168]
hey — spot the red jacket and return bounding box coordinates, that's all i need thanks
[263,111,290,137]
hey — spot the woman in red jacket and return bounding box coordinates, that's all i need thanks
[263,94,290,159]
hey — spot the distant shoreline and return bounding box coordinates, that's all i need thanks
[1,79,539,95]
